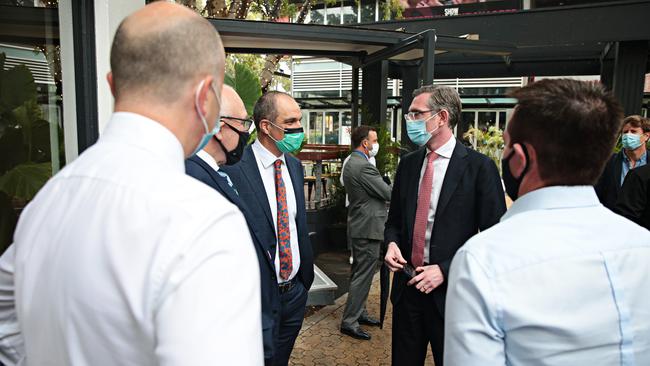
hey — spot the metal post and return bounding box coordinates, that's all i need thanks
[351,66,359,127]
[314,160,323,209]
[420,30,436,86]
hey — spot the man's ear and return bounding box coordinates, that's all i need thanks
[106,72,116,97]
[510,143,528,179]
[195,78,212,117]
[439,109,450,127]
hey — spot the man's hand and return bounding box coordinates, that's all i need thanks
[384,242,406,272]
[407,265,444,294]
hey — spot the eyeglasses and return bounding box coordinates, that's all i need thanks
[404,109,437,122]
[221,116,254,130]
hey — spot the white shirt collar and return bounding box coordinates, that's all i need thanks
[252,139,286,168]
[196,150,220,171]
[427,135,456,159]
[501,185,601,222]
[101,112,185,173]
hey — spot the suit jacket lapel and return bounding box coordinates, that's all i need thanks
[406,148,427,246]
[435,140,468,216]
[240,145,276,232]
[285,155,305,214]
[614,152,623,188]
[189,156,241,205]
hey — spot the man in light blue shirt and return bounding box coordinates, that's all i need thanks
[445,79,650,366]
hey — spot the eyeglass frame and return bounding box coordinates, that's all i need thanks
[404,109,440,122]
[220,115,254,130]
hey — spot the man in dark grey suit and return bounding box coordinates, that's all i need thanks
[340,125,392,340]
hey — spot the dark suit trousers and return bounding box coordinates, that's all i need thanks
[392,285,445,366]
[341,238,380,329]
[273,278,308,366]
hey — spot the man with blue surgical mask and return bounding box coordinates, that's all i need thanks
[595,115,650,211]
[384,85,506,366]
[227,91,314,366]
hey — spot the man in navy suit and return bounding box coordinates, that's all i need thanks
[228,91,314,366]
[185,85,279,365]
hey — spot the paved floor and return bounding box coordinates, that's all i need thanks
[290,272,435,366]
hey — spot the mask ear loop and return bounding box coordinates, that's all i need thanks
[194,79,209,134]
[426,110,443,134]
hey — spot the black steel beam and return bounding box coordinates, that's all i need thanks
[71,0,99,153]
[613,41,649,115]
[225,47,366,58]
[362,1,650,46]
[420,30,436,85]
[212,18,406,46]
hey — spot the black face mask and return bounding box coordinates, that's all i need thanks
[216,124,250,165]
[501,143,529,200]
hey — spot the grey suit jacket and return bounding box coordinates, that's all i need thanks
[343,152,392,241]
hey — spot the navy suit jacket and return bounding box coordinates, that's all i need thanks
[595,151,625,211]
[227,144,315,290]
[384,141,506,315]
[185,155,278,360]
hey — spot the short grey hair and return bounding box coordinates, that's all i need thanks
[412,85,462,128]
[253,91,291,130]
[110,14,224,102]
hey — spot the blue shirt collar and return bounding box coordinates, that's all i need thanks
[501,185,601,222]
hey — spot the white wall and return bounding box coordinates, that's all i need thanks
[59,0,145,163]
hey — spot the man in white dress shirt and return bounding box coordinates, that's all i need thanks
[445,79,650,365]
[0,2,262,365]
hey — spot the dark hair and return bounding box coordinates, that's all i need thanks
[351,125,376,149]
[412,85,462,128]
[253,91,291,130]
[110,15,223,102]
[622,115,650,133]
[508,79,623,185]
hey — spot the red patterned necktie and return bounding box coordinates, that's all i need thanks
[412,151,437,268]
[274,159,292,280]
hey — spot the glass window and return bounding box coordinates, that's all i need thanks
[324,111,340,144]
[341,1,357,24]
[477,111,497,132]
[460,111,476,146]
[341,111,352,146]
[0,4,65,253]
[498,111,507,129]
[310,6,326,24]
[326,4,341,25]
[360,0,376,22]
[309,111,323,143]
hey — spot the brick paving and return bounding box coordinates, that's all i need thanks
[290,273,435,366]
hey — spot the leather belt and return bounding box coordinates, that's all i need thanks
[278,278,298,294]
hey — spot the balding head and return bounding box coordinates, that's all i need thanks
[221,85,247,119]
[110,1,225,103]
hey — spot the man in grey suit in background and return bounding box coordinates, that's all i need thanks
[340,126,392,340]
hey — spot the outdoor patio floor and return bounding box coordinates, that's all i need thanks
[289,272,435,366]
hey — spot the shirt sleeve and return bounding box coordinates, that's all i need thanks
[0,244,25,366]
[153,211,263,366]
[444,248,506,366]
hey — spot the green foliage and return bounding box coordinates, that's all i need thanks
[224,62,263,116]
[379,0,404,20]
[0,163,51,201]
[463,126,504,172]
[0,52,62,250]
[0,192,17,254]
[0,54,36,116]
[375,126,400,180]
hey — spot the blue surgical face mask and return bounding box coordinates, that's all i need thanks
[192,80,221,156]
[622,133,643,150]
[406,111,441,146]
